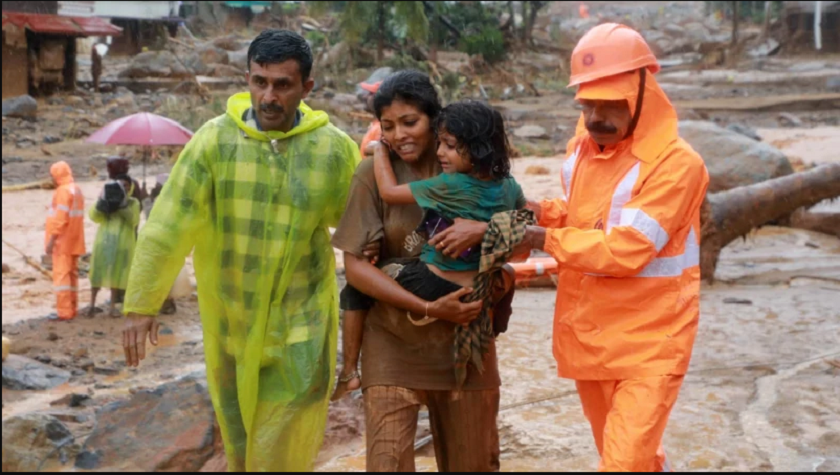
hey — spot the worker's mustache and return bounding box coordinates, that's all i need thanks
[586,121,618,134]
[260,103,285,115]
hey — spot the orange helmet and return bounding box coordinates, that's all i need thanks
[568,23,660,88]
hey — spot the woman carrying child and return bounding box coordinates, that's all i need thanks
[331,70,525,472]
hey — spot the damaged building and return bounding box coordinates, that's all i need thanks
[1,10,122,98]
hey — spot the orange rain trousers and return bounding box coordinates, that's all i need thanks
[576,375,683,472]
[52,253,80,320]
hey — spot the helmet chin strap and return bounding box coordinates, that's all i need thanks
[623,68,646,140]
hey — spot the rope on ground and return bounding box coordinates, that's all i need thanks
[1,238,52,280]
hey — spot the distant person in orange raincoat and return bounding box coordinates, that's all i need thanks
[358,80,382,158]
[45,161,86,321]
[512,23,710,471]
[579,2,590,19]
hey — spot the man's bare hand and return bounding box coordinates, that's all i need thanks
[512,226,547,260]
[428,287,482,327]
[123,313,160,368]
[362,240,381,265]
[428,219,488,259]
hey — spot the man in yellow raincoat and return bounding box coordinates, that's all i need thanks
[513,24,710,471]
[120,30,361,471]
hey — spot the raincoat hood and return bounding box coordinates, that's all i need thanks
[226,92,330,141]
[50,161,74,186]
[574,70,678,163]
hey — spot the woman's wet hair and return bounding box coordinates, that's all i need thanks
[436,101,512,180]
[373,70,441,122]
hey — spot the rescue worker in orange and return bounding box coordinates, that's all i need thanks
[358,80,382,158]
[45,161,86,321]
[513,24,710,471]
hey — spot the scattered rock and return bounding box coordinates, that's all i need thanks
[2,95,38,119]
[2,355,72,390]
[64,96,85,107]
[34,355,52,364]
[777,113,803,127]
[160,327,174,335]
[514,125,549,140]
[679,121,794,192]
[93,366,121,376]
[184,45,230,75]
[525,165,551,176]
[73,348,89,360]
[747,38,780,58]
[723,297,753,305]
[227,46,249,70]
[827,76,840,91]
[2,336,9,362]
[43,135,63,144]
[119,51,191,79]
[48,332,60,342]
[209,63,244,78]
[50,393,91,408]
[1,413,76,472]
[725,123,761,141]
[75,372,221,472]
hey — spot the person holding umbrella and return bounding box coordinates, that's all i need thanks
[118,29,363,472]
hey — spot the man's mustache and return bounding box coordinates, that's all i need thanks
[260,103,284,114]
[586,121,618,134]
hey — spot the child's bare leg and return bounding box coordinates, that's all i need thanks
[331,309,366,401]
[87,288,100,317]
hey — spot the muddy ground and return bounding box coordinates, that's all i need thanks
[3,16,840,472]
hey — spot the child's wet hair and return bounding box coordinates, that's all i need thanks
[435,101,511,180]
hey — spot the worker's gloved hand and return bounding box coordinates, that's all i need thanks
[122,313,160,368]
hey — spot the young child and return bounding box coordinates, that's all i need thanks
[332,101,525,400]
[88,175,141,318]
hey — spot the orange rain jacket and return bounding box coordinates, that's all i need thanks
[359,119,381,158]
[541,71,709,381]
[45,162,86,256]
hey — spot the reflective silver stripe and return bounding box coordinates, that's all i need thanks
[54,286,78,292]
[636,227,699,278]
[48,209,56,216]
[585,227,699,278]
[619,208,670,252]
[606,162,640,232]
[662,456,672,473]
[69,210,85,217]
[56,204,71,212]
[562,146,580,199]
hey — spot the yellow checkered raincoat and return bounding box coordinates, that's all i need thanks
[124,93,361,471]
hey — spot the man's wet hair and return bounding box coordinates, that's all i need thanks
[247,29,313,81]
[373,70,442,123]
[436,101,512,180]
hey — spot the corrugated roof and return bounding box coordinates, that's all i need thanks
[1,11,122,36]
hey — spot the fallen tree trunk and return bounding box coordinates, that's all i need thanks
[788,209,840,238]
[701,164,840,281]
[1,179,55,193]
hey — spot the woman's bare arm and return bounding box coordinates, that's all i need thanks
[344,252,481,324]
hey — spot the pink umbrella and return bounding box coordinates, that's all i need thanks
[86,112,194,185]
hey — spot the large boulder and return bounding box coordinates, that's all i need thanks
[74,372,221,472]
[228,46,249,70]
[2,355,71,390]
[2,95,38,119]
[679,120,794,192]
[2,413,75,472]
[514,124,549,140]
[119,51,191,79]
[184,45,230,76]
